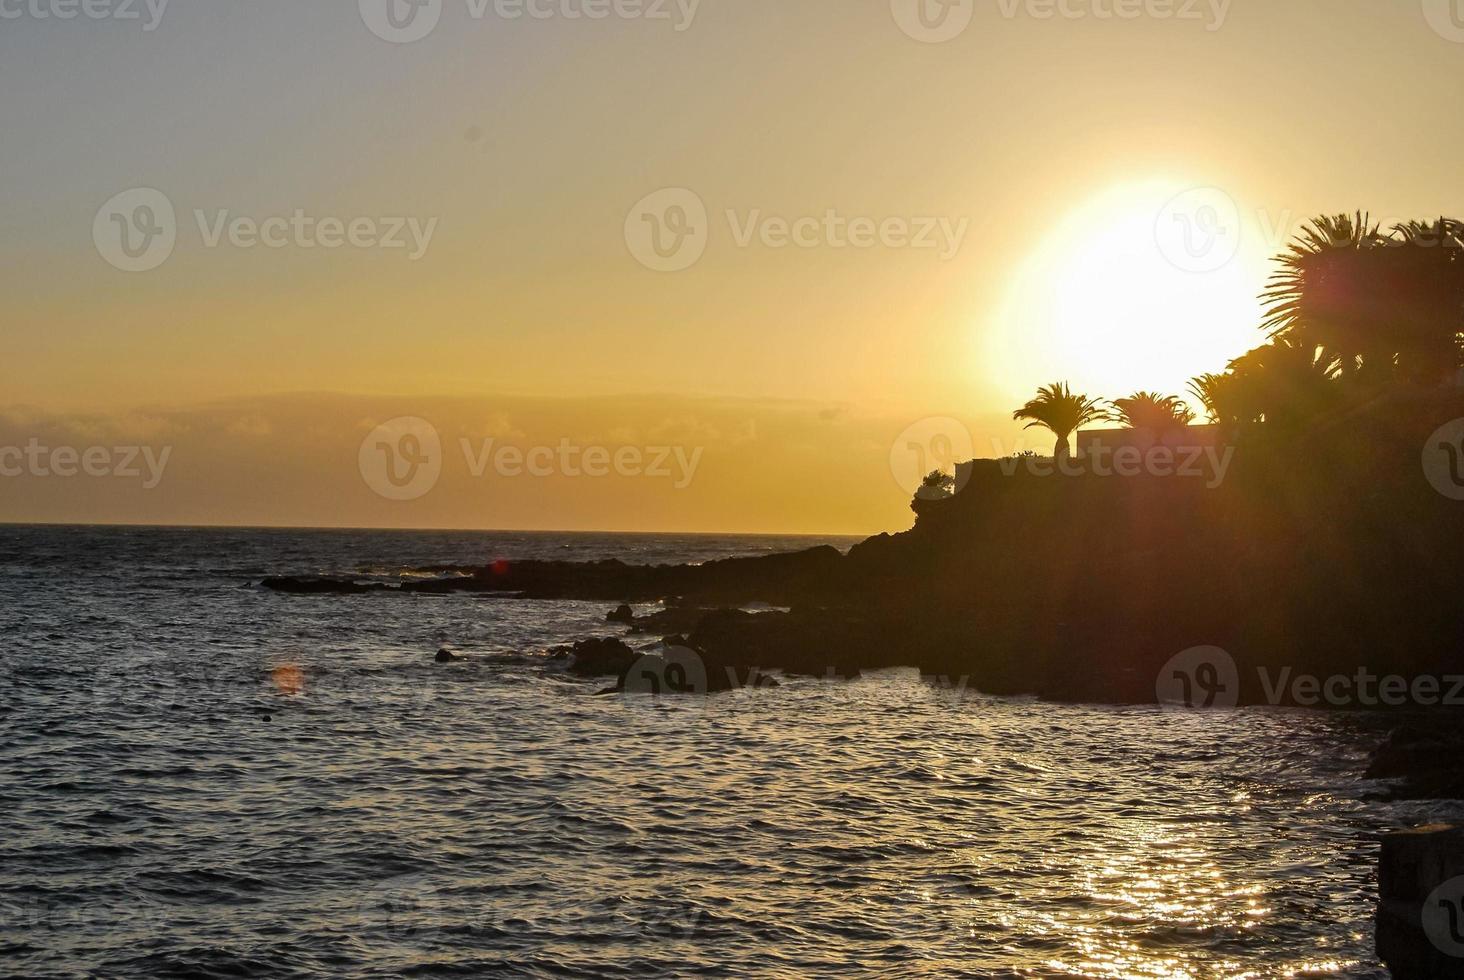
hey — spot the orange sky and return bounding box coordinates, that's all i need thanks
[3,0,1462,532]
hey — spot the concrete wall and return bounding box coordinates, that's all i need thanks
[1075,425,1223,458]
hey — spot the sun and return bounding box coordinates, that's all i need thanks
[984,179,1273,420]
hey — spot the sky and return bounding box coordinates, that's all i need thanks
[2,0,1462,533]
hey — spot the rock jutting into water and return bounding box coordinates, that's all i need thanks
[265,392,1464,711]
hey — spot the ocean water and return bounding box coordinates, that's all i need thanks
[1,525,1460,978]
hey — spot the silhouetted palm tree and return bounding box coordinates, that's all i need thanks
[1262,212,1464,385]
[1384,217,1464,383]
[1012,382,1105,459]
[1225,337,1339,428]
[1188,373,1239,426]
[1107,392,1195,430]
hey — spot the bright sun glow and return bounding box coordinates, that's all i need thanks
[986,180,1272,417]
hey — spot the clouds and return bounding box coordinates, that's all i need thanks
[0,392,966,534]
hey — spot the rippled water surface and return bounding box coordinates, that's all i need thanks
[2,525,1460,978]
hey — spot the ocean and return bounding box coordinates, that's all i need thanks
[1,525,1459,978]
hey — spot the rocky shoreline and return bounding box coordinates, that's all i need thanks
[264,395,1464,797]
[269,395,1464,709]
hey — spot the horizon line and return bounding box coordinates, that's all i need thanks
[0,519,872,539]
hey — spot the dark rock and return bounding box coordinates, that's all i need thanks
[261,576,389,595]
[260,391,1464,712]
[606,604,635,624]
[1368,722,1464,800]
[566,637,638,677]
[628,606,715,636]
[612,644,781,695]
[1377,824,1464,978]
[262,545,846,605]
[435,649,464,663]
[686,608,883,682]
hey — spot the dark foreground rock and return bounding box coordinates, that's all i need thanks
[563,637,638,678]
[625,604,723,637]
[1367,723,1464,801]
[1377,824,1464,978]
[266,392,1464,711]
[603,644,781,695]
[265,577,389,595]
[262,546,844,605]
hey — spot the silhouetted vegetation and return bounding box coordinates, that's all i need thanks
[270,211,1464,711]
[1011,382,1106,457]
[1263,214,1464,387]
[1106,391,1195,430]
[918,469,956,500]
[1012,212,1463,448]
